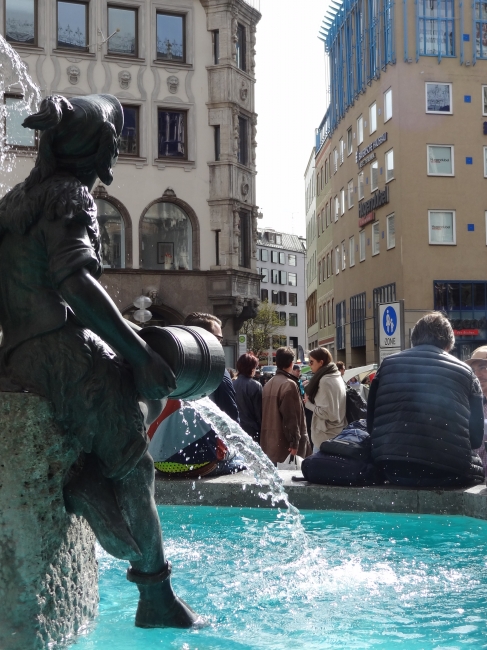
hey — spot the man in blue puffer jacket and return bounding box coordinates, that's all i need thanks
[367,312,485,487]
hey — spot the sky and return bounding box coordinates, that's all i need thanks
[255,0,330,238]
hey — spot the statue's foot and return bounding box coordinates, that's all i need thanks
[128,564,203,629]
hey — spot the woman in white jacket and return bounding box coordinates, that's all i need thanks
[304,347,347,451]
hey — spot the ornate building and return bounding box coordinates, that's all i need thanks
[1,0,261,365]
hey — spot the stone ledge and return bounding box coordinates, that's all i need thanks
[154,471,487,519]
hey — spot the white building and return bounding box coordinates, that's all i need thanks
[256,229,306,361]
[304,147,317,352]
[1,0,261,366]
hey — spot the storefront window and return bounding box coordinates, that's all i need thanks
[140,201,192,270]
[94,199,125,269]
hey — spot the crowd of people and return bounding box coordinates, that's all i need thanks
[149,311,487,489]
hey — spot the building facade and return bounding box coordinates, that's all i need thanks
[1,0,261,366]
[304,147,317,351]
[320,0,487,364]
[257,229,306,361]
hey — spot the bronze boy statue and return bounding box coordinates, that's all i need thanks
[0,94,199,629]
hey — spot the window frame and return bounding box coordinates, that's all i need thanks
[3,93,37,150]
[107,5,138,58]
[427,144,454,176]
[372,221,380,256]
[428,210,456,245]
[157,108,188,160]
[289,313,298,327]
[384,88,392,122]
[386,213,395,249]
[5,0,38,46]
[237,115,249,166]
[288,253,296,266]
[119,104,140,157]
[349,235,355,267]
[289,292,298,306]
[341,240,346,270]
[425,82,453,114]
[156,11,186,63]
[483,85,487,116]
[335,245,340,274]
[236,22,246,71]
[371,160,379,191]
[385,148,394,182]
[288,272,297,286]
[347,126,353,155]
[56,0,89,52]
[359,230,366,262]
[358,171,364,200]
[340,188,345,216]
[357,115,363,145]
[347,179,354,209]
[369,102,377,134]
[483,146,487,178]
[261,268,269,283]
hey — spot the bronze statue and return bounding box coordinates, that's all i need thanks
[0,94,199,629]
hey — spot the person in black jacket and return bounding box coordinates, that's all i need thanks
[183,312,240,423]
[367,312,485,487]
[233,353,262,442]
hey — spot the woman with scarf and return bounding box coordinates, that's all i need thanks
[304,347,347,451]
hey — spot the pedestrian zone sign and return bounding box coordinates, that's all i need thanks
[379,302,402,350]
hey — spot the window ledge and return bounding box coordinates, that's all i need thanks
[117,156,147,168]
[104,55,146,64]
[152,60,193,71]
[9,44,45,54]
[5,149,37,157]
[154,158,195,171]
[52,49,96,59]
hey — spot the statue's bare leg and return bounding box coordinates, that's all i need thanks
[113,452,201,629]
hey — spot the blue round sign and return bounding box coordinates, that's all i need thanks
[382,306,397,336]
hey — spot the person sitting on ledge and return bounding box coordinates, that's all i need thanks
[367,312,485,488]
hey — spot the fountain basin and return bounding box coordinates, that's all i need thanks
[74,505,487,650]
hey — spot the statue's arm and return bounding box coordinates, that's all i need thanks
[59,268,176,399]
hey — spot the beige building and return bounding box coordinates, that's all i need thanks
[321,0,487,365]
[1,0,261,366]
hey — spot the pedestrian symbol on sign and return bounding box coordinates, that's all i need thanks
[383,307,397,336]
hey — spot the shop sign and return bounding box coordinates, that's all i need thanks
[453,329,479,336]
[359,152,376,169]
[356,132,388,164]
[358,186,389,219]
[359,211,375,227]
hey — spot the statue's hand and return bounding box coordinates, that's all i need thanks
[133,349,176,400]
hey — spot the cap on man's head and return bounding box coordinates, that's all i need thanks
[465,346,487,366]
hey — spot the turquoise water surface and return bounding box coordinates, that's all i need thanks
[74,506,487,649]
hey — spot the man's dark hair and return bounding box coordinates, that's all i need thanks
[236,353,259,377]
[275,347,295,370]
[336,361,345,371]
[292,364,300,371]
[411,311,454,351]
[183,312,222,334]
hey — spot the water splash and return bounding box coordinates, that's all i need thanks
[0,34,40,195]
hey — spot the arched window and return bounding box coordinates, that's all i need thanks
[94,198,126,269]
[140,201,193,270]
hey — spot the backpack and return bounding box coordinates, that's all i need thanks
[301,452,381,486]
[345,385,367,423]
[319,428,371,461]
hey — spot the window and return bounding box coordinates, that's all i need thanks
[140,201,192,270]
[94,199,126,268]
[359,230,366,261]
[369,103,377,134]
[327,252,331,277]
[318,260,322,284]
[341,241,346,270]
[385,148,394,182]
[429,210,456,244]
[425,82,452,114]
[350,292,366,347]
[239,211,251,268]
[347,179,354,209]
[261,268,269,283]
[384,88,392,122]
[349,236,355,266]
[213,30,220,64]
[108,6,137,56]
[6,0,36,45]
[371,161,379,191]
[157,109,186,159]
[156,12,185,62]
[279,271,287,285]
[419,0,455,57]
[372,222,380,255]
[339,138,344,164]
[120,106,139,156]
[357,115,364,145]
[484,147,487,177]
[333,148,338,173]
[288,273,297,286]
[279,312,287,325]
[289,293,297,306]
[271,250,278,263]
[4,96,35,148]
[373,282,396,343]
[288,254,296,266]
[238,116,248,165]
[335,246,340,274]
[57,1,88,50]
[271,291,279,305]
[279,291,287,305]
[271,269,279,283]
[347,127,353,155]
[387,213,395,249]
[334,196,339,221]
[325,203,330,227]
[427,144,454,176]
[483,86,487,115]
[261,249,269,262]
[358,171,364,200]
[279,252,285,264]
[261,288,268,301]
[236,23,246,71]
[336,300,346,350]
[340,188,345,216]
[289,313,298,327]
